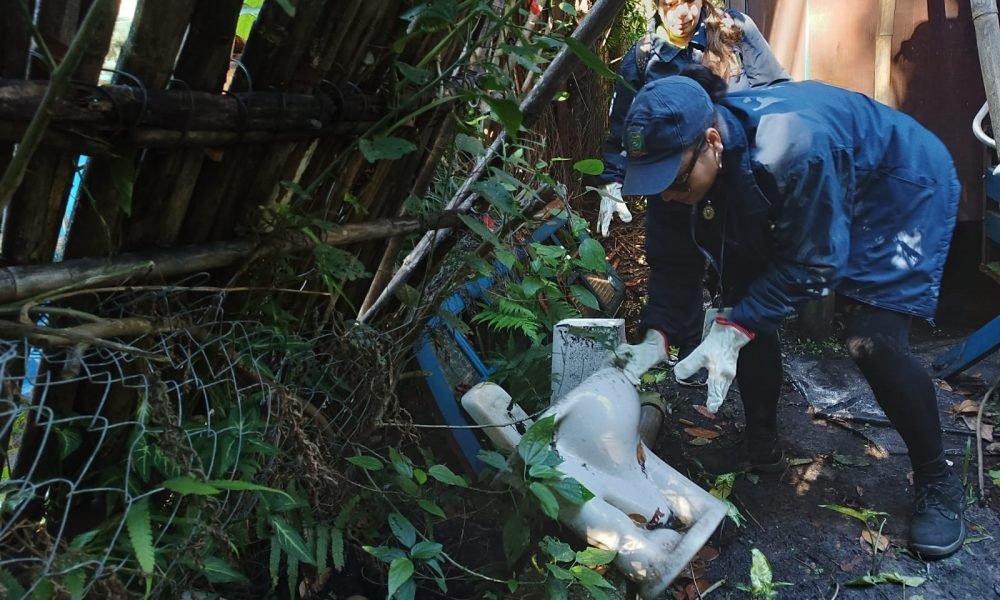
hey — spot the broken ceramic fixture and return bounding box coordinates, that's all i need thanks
[462,368,728,599]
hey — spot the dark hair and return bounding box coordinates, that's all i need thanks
[679,64,728,103]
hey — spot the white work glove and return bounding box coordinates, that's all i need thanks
[597,182,632,237]
[606,329,669,385]
[674,317,755,413]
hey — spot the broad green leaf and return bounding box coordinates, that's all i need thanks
[413,468,428,484]
[575,547,617,566]
[109,155,135,216]
[388,558,414,599]
[396,62,431,85]
[273,0,295,17]
[427,464,467,487]
[476,450,512,473]
[547,478,594,505]
[573,159,604,176]
[206,479,293,500]
[388,512,417,548]
[561,36,620,81]
[559,2,577,16]
[365,545,407,563]
[359,137,418,163]
[417,499,446,518]
[287,554,299,598]
[346,455,384,471]
[820,504,887,524]
[410,541,443,561]
[528,464,562,480]
[496,248,518,270]
[200,556,249,583]
[502,512,530,565]
[456,133,485,156]
[484,97,523,137]
[749,548,774,594]
[472,179,517,215]
[570,285,600,310]
[70,529,100,551]
[395,283,421,307]
[271,516,316,565]
[577,238,608,272]
[519,275,547,298]
[570,565,615,588]
[546,563,575,580]
[394,578,417,600]
[389,448,413,478]
[529,482,560,519]
[126,497,155,576]
[162,477,220,496]
[547,578,569,599]
[56,427,82,459]
[394,475,422,498]
[880,572,926,587]
[518,415,556,466]
[458,214,501,248]
[540,536,575,562]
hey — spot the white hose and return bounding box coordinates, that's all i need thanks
[973,101,1000,175]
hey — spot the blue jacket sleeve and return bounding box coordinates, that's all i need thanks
[598,43,642,186]
[731,11,789,87]
[639,201,706,345]
[730,148,853,333]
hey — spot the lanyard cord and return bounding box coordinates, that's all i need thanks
[689,202,727,308]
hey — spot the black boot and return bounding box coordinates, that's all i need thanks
[910,472,966,559]
[695,437,786,476]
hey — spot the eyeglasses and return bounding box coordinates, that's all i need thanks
[666,137,707,193]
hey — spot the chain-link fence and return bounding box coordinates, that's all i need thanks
[0,285,399,598]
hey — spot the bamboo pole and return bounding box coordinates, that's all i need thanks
[122,0,244,251]
[0,214,460,304]
[971,0,1000,166]
[357,0,628,323]
[874,0,896,105]
[0,0,115,213]
[64,0,198,260]
[2,0,119,266]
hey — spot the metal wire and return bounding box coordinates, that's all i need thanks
[0,285,397,597]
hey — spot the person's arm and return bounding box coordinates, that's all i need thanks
[730,11,789,87]
[730,146,853,333]
[598,43,642,185]
[639,201,706,342]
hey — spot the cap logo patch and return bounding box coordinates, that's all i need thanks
[626,128,646,158]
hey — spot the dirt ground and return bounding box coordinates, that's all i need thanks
[603,204,1000,600]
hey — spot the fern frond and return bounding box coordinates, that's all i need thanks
[125,497,156,578]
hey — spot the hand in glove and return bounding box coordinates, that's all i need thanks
[673,317,754,413]
[607,329,669,385]
[597,182,632,237]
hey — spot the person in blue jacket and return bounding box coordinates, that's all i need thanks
[597,0,788,387]
[611,68,964,558]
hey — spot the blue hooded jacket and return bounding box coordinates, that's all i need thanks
[599,9,788,185]
[641,80,961,337]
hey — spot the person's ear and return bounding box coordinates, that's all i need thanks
[705,127,723,153]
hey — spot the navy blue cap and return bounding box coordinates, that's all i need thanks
[621,76,715,196]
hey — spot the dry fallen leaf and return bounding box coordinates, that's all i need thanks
[678,418,696,427]
[684,427,721,439]
[860,529,890,554]
[694,546,720,562]
[814,419,828,427]
[961,416,995,442]
[806,406,817,415]
[628,513,647,526]
[685,579,713,600]
[688,436,713,446]
[636,443,646,468]
[693,405,717,420]
[788,457,815,467]
[938,380,954,392]
[985,442,1000,455]
[950,399,979,415]
[839,555,863,572]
